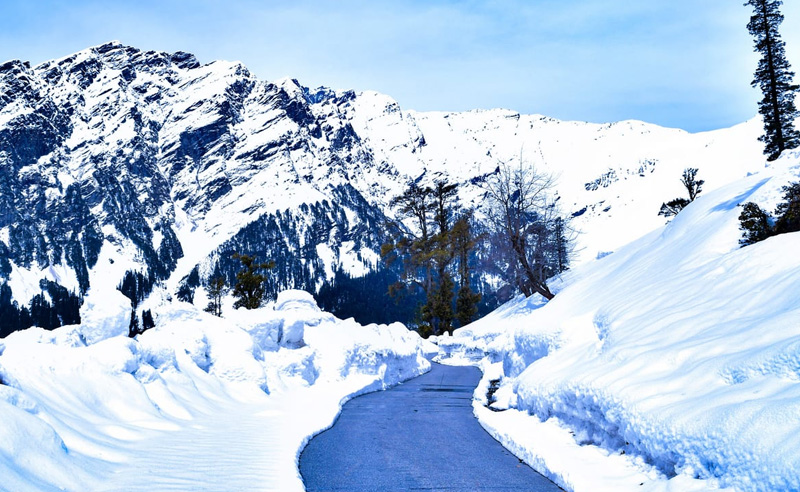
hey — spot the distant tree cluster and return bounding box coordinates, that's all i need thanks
[316,268,426,326]
[658,168,704,218]
[126,252,274,338]
[739,181,800,246]
[0,280,81,336]
[128,309,155,337]
[199,253,275,318]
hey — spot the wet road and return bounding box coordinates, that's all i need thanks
[299,362,562,491]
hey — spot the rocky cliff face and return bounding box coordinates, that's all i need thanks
[0,41,766,334]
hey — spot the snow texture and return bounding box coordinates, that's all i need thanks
[437,150,800,492]
[0,290,431,491]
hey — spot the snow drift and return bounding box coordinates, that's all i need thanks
[438,151,800,492]
[0,290,434,491]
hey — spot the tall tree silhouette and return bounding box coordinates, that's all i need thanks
[746,0,799,160]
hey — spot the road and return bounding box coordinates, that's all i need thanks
[299,362,562,491]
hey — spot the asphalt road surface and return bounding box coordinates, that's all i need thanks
[299,362,562,491]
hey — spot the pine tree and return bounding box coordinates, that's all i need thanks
[739,202,773,246]
[455,285,480,328]
[746,0,800,160]
[552,217,570,274]
[774,181,800,233]
[451,214,481,327]
[128,310,140,337]
[383,180,466,335]
[232,253,275,310]
[383,182,435,314]
[681,168,704,201]
[659,168,704,218]
[142,309,156,332]
[430,272,455,334]
[204,276,226,317]
[427,180,459,334]
[738,181,800,246]
[432,180,458,236]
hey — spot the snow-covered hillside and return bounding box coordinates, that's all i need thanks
[0,41,768,333]
[0,290,435,491]
[437,151,800,492]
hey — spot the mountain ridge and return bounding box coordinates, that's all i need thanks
[0,41,768,334]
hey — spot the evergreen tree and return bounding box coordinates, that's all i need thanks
[232,253,275,310]
[383,182,435,311]
[659,168,704,218]
[658,198,691,218]
[128,310,140,337]
[774,181,800,233]
[746,0,800,160]
[552,217,571,274]
[142,309,156,332]
[383,179,465,335]
[427,180,459,334]
[738,181,800,246]
[455,285,481,328]
[204,276,226,317]
[0,283,31,337]
[739,202,773,246]
[430,272,455,334]
[451,214,481,327]
[432,180,459,237]
[681,168,704,201]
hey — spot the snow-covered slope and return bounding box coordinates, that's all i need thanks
[0,290,435,491]
[437,151,800,492]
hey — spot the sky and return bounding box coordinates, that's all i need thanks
[1,0,799,133]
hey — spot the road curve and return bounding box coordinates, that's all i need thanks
[299,362,562,491]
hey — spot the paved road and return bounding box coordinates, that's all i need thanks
[299,363,562,491]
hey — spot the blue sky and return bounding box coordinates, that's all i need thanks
[2,0,799,132]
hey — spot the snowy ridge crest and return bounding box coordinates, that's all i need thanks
[0,41,767,333]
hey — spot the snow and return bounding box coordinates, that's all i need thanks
[436,151,800,492]
[75,288,131,344]
[0,289,431,491]
[6,260,81,306]
[345,90,767,265]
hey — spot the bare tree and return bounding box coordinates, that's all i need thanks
[483,161,570,300]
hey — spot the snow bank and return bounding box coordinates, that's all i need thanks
[438,151,800,492]
[0,289,431,491]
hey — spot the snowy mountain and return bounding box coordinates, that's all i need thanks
[0,41,767,334]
